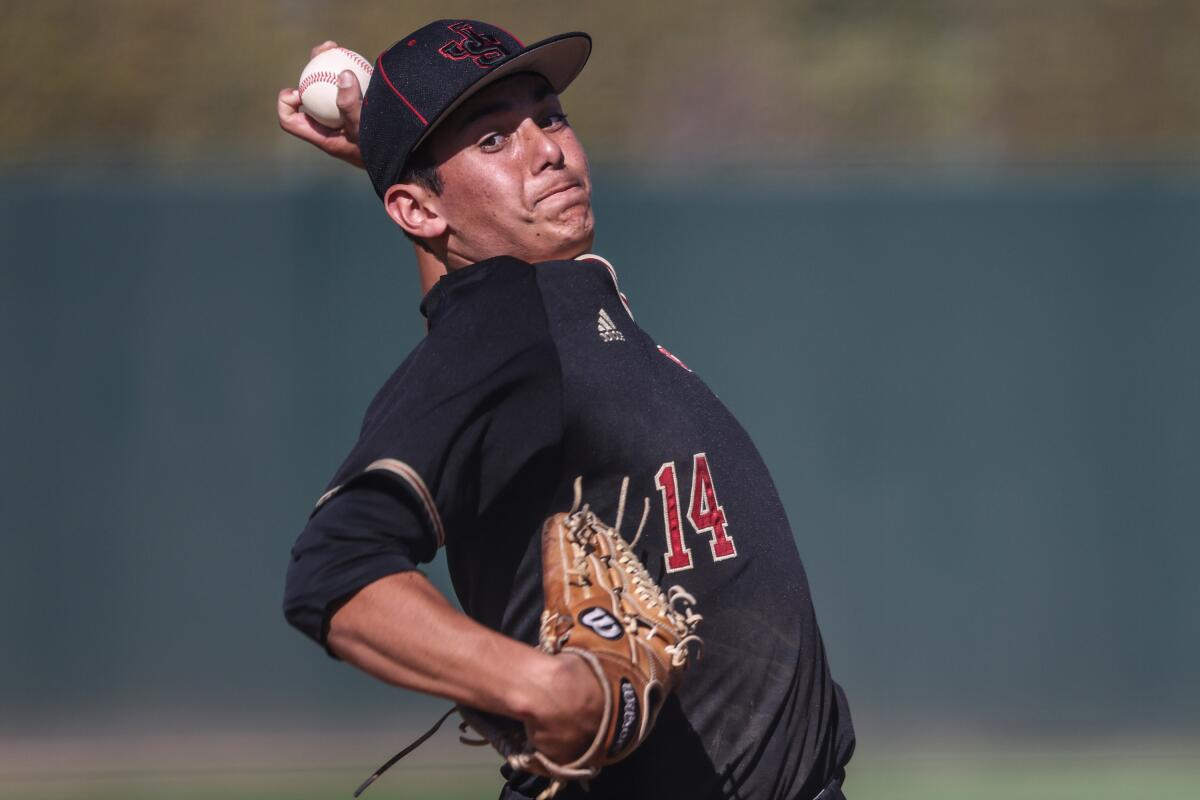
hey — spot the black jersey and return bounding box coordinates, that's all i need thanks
[284,255,854,800]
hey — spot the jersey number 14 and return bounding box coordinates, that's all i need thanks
[654,453,737,573]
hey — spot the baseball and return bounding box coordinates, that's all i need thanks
[298,47,373,129]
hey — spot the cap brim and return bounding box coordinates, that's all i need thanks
[409,32,592,156]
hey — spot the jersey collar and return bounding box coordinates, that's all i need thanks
[575,253,633,320]
[419,253,631,324]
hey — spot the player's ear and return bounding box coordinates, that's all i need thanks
[383,183,447,240]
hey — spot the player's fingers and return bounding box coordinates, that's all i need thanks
[275,80,366,168]
[277,111,366,168]
[336,71,363,143]
[278,87,301,109]
[286,113,337,142]
[278,90,332,139]
[277,87,302,126]
[310,40,339,59]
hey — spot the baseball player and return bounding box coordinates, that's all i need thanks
[280,20,855,800]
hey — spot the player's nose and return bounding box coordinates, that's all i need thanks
[521,118,565,173]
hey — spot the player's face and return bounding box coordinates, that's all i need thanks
[428,73,595,267]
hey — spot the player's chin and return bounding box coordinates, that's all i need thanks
[531,209,595,261]
[552,205,595,250]
[536,190,591,226]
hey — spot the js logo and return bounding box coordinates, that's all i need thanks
[439,21,508,68]
[579,607,624,640]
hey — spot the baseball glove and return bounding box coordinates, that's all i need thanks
[462,481,704,798]
[353,481,702,800]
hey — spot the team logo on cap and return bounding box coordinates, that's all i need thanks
[439,21,508,68]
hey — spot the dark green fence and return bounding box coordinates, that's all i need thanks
[3,169,1197,733]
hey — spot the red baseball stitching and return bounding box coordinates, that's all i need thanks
[299,51,373,98]
[298,70,339,96]
[336,47,374,75]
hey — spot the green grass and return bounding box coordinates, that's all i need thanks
[3,741,1198,799]
[847,742,1200,800]
[0,763,500,800]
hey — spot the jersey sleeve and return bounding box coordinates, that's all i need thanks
[282,473,434,649]
[282,256,565,648]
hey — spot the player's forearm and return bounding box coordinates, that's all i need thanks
[326,571,557,721]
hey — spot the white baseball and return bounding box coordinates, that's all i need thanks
[298,47,373,129]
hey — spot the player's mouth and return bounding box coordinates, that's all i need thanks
[534,180,585,206]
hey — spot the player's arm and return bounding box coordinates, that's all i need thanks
[328,571,602,763]
[277,41,365,168]
[284,476,601,763]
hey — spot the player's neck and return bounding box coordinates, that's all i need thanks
[413,238,595,296]
[414,244,449,296]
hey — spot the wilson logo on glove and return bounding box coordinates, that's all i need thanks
[608,679,640,758]
[579,607,624,640]
[478,477,702,799]
[353,478,703,800]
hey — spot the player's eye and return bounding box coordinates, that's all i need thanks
[478,132,507,152]
[541,113,569,130]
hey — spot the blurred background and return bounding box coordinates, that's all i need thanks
[2,1,1198,798]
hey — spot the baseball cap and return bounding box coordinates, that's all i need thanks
[359,20,592,199]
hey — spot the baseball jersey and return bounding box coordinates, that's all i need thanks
[284,254,855,800]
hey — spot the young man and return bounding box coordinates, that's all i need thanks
[279,20,855,800]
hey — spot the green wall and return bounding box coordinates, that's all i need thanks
[2,170,1197,734]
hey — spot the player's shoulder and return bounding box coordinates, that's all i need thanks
[370,256,559,407]
[528,255,635,327]
[530,254,613,286]
[421,255,547,334]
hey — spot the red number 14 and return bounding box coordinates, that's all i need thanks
[655,453,738,573]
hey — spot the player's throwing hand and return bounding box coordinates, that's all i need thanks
[276,41,365,168]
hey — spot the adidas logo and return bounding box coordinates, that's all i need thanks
[597,308,625,342]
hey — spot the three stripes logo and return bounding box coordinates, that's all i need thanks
[597,308,625,342]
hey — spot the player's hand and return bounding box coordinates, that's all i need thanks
[523,652,605,764]
[277,41,365,169]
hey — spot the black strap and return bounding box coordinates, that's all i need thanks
[353,706,457,797]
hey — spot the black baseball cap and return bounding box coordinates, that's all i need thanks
[359,20,592,199]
